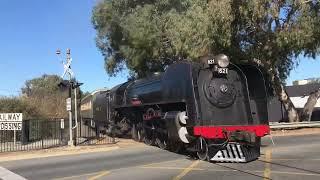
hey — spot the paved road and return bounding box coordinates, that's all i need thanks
[1,134,320,180]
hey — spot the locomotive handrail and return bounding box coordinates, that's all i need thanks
[270,121,320,129]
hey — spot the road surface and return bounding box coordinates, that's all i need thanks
[0,134,320,180]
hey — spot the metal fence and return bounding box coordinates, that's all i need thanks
[75,118,115,146]
[0,119,68,153]
[0,117,116,153]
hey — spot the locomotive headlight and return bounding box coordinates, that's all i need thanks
[216,54,230,68]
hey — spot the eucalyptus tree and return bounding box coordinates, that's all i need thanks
[92,0,320,122]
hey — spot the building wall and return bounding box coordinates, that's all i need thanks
[268,83,320,122]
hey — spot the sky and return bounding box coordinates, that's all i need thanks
[0,0,128,96]
[0,0,319,96]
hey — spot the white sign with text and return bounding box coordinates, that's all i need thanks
[0,113,23,130]
[66,98,72,111]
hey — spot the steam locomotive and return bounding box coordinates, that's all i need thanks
[81,54,270,162]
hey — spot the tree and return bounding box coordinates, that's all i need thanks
[292,78,320,121]
[301,90,320,121]
[21,74,68,118]
[92,0,320,122]
[0,97,40,119]
[22,74,62,97]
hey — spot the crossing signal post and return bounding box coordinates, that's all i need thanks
[57,80,74,146]
[71,81,83,137]
[56,49,83,146]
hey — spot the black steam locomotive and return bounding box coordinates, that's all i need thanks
[81,54,270,162]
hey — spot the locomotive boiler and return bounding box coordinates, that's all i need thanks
[83,54,270,162]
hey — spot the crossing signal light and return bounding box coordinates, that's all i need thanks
[58,80,83,90]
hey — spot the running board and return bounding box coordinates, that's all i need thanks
[209,143,259,163]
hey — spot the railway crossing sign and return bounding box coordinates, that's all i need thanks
[62,57,74,79]
[0,113,23,131]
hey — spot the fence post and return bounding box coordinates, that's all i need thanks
[41,121,44,149]
[13,130,16,146]
[60,119,63,144]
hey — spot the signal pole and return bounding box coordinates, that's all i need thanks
[56,48,75,146]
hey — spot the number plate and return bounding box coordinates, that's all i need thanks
[207,59,215,64]
[218,68,228,74]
